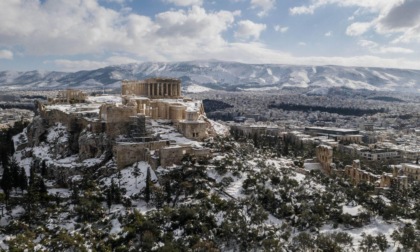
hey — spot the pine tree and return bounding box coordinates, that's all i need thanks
[38,178,48,204]
[106,190,112,214]
[71,184,80,204]
[29,165,35,187]
[110,179,121,204]
[18,167,28,194]
[40,160,47,178]
[283,138,289,156]
[165,180,172,204]
[0,165,12,205]
[117,170,122,188]
[38,179,47,195]
[144,167,151,204]
[132,163,141,189]
[9,157,20,191]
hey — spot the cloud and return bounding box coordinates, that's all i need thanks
[106,0,130,4]
[324,31,332,37]
[290,0,420,43]
[358,39,414,54]
[0,1,239,61]
[290,0,401,16]
[379,0,420,29]
[165,0,203,6]
[0,0,419,71]
[48,41,420,71]
[274,25,288,33]
[289,4,317,15]
[298,42,307,46]
[346,22,372,36]
[250,0,276,17]
[51,56,139,72]
[206,42,420,70]
[0,49,13,59]
[376,0,420,43]
[235,20,266,40]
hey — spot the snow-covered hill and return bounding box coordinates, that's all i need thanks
[2,61,420,92]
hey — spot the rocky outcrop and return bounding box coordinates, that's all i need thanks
[26,116,47,147]
[78,131,111,161]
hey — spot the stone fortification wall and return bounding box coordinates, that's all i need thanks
[316,145,333,174]
[178,121,208,140]
[160,146,211,167]
[113,141,170,169]
[99,104,138,138]
[39,105,102,133]
[344,160,380,186]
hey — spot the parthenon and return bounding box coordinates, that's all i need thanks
[121,78,181,98]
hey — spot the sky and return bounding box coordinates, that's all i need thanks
[0,0,420,72]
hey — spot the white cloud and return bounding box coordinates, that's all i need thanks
[274,25,288,33]
[358,39,378,48]
[52,59,109,72]
[106,0,129,4]
[51,55,139,71]
[0,1,239,61]
[290,0,401,16]
[346,22,372,36]
[378,47,414,54]
[325,31,332,37]
[298,42,307,46]
[290,0,420,43]
[206,42,420,70]
[377,0,420,44]
[250,0,276,17]
[235,20,266,40]
[48,41,420,71]
[0,0,419,71]
[0,49,13,59]
[289,5,317,15]
[165,0,203,6]
[358,39,414,54]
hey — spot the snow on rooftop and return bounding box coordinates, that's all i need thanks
[151,120,202,147]
[46,103,101,114]
[87,95,122,104]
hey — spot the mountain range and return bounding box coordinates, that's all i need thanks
[1,61,420,92]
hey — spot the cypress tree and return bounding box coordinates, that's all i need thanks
[29,165,35,187]
[165,180,172,204]
[18,167,28,194]
[144,167,151,204]
[9,157,20,190]
[38,178,48,205]
[0,165,12,205]
[106,190,112,213]
[40,160,47,177]
[132,164,141,189]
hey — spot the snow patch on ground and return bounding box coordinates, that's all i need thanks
[208,119,230,136]
[101,161,158,197]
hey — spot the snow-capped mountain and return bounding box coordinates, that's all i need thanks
[1,61,420,92]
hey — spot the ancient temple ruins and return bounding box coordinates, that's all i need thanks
[122,78,181,98]
[120,78,208,140]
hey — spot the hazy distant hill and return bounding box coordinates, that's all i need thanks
[1,61,420,92]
